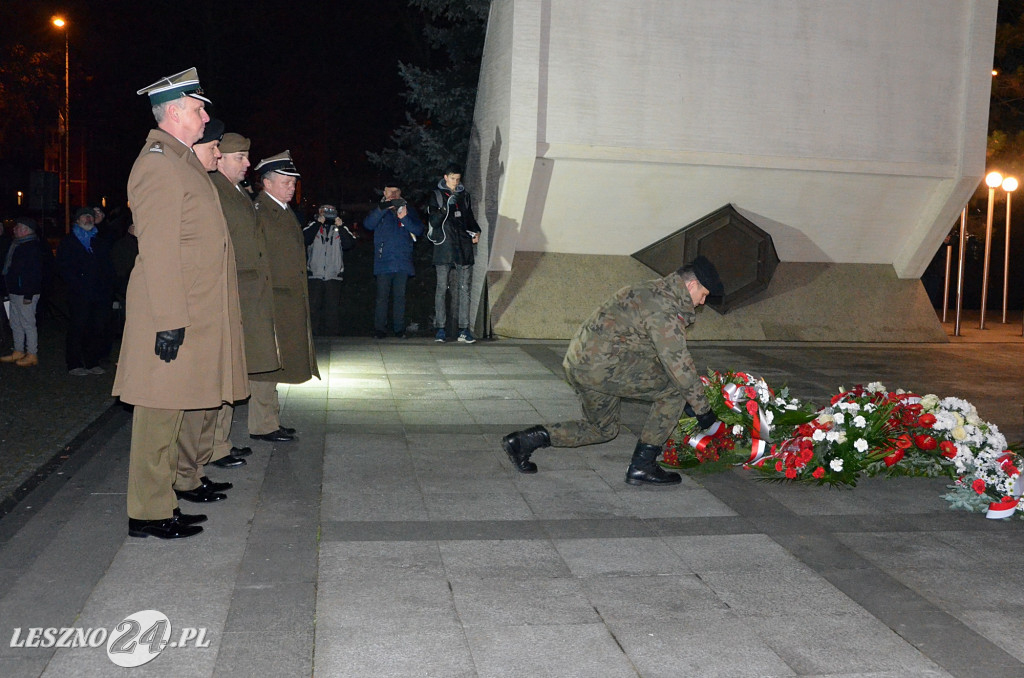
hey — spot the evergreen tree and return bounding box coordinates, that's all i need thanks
[367,0,490,202]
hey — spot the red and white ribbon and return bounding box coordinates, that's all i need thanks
[682,421,725,452]
[721,382,771,464]
[986,452,1022,519]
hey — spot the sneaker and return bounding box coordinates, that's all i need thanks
[69,367,90,376]
[88,365,105,374]
[435,328,446,342]
[457,329,476,344]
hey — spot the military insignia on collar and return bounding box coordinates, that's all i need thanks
[254,202,261,211]
[148,141,164,153]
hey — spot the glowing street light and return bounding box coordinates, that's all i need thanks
[1002,176,1018,323]
[980,171,1003,329]
[52,16,70,232]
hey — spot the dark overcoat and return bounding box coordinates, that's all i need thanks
[253,190,319,384]
[212,171,281,376]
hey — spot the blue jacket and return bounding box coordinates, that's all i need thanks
[362,203,424,276]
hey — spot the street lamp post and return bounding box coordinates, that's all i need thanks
[52,16,69,233]
[980,171,1003,329]
[955,208,967,336]
[1001,176,1018,323]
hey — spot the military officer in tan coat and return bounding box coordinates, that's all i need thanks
[248,151,319,442]
[114,68,248,539]
[207,132,282,462]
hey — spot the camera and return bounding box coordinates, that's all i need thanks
[384,198,407,210]
[322,206,338,220]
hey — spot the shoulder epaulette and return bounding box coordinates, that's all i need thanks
[148,141,164,153]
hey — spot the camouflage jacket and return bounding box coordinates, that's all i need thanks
[563,270,710,414]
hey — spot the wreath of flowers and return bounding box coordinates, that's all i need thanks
[661,371,1023,520]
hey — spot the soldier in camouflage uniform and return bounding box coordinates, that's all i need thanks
[502,256,723,485]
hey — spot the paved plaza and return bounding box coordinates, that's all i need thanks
[1,322,1023,676]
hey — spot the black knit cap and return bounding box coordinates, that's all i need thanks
[686,255,724,296]
[15,216,37,232]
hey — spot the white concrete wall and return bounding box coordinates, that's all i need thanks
[468,0,997,279]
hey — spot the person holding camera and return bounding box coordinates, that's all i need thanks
[304,203,356,335]
[362,184,423,339]
[427,163,481,343]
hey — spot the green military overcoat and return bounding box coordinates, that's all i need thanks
[253,190,319,384]
[211,171,281,377]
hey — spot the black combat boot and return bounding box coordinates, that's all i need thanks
[625,441,682,485]
[501,425,551,473]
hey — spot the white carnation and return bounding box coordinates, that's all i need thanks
[854,438,869,452]
[830,458,844,472]
[853,415,867,428]
[812,429,826,442]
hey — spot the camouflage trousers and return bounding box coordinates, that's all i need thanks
[547,365,687,449]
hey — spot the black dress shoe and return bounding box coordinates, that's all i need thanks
[129,517,203,539]
[278,426,296,435]
[173,508,208,525]
[230,446,253,457]
[250,429,294,442]
[210,454,247,468]
[174,486,227,503]
[200,476,233,492]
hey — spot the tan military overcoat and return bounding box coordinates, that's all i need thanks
[113,129,248,409]
[211,171,281,376]
[253,190,319,384]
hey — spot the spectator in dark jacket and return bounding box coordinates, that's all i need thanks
[1,217,46,367]
[362,184,424,338]
[56,207,116,375]
[427,163,481,344]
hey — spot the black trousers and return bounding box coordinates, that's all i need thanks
[66,294,111,370]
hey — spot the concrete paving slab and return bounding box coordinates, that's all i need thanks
[0,336,1023,677]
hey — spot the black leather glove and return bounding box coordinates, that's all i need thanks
[154,328,186,363]
[695,408,718,431]
[684,403,697,419]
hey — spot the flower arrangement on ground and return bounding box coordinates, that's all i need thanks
[662,371,1022,520]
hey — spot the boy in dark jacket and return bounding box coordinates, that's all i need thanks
[426,163,481,343]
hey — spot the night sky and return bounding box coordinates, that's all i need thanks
[1,0,434,208]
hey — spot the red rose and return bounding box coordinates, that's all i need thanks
[939,441,957,458]
[812,467,825,479]
[971,478,987,494]
[914,434,937,451]
[918,413,936,427]
[785,468,797,479]
[895,434,913,450]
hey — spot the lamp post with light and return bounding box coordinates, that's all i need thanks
[1001,176,1018,324]
[980,171,1003,329]
[52,16,70,232]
